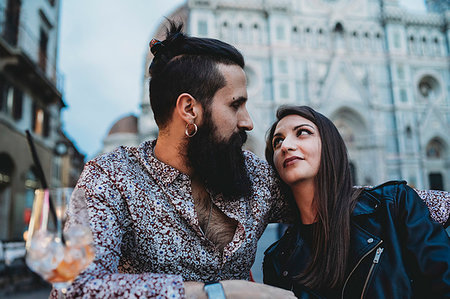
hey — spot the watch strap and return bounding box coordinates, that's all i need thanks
[204,281,226,299]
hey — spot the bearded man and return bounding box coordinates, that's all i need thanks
[59,21,448,299]
[58,21,294,299]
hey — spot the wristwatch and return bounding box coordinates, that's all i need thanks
[204,281,226,299]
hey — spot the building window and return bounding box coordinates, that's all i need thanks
[278,59,288,74]
[333,22,344,33]
[0,81,11,113]
[280,83,289,99]
[426,138,444,159]
[0,80,22,120]
[276,24,285,40]
[32,104,44,135]
[4,0,21,46]
[393,32,401,48]
[419,82,432,97]
[251,23,262,44]
[197,20,208,36]
[0,153,14,190]
[39,29,49,71]
[400,89,408,102]
[12,89,23,120]
[418,75,440,100]
[397,65,404,80]
[32,104,50,137]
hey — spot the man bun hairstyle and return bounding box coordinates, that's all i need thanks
[149,20,245,128]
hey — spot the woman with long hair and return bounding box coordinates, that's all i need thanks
[263,105,450,298]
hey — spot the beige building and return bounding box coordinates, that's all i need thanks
[0,0,84,240]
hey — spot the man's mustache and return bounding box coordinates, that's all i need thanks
[237,130,247,146]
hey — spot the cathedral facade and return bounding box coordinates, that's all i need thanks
[116,0,450,190]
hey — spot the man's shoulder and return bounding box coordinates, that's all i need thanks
[243,150,274,177]
[89,145,141,170]
[243,150,267,166]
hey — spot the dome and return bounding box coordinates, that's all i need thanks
[107,115,138,136]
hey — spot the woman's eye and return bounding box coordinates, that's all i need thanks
[297,129,312,136]
[273,138,282,149]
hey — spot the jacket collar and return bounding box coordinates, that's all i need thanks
[352,190,381,217]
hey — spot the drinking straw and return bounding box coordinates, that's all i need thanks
[25,130,65,244]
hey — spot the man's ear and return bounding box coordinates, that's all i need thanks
[175,93,202,124]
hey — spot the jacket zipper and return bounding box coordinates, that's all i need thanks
[341,240,383,299]
[360,247,384,299]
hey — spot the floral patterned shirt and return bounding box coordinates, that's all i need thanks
[62,140,287,298]
[58,140,448,298]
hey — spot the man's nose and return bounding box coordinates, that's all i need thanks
[238,108,254,131]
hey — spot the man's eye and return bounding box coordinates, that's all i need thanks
[231,102,240,109]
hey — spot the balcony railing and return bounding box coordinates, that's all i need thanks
[0,6,64,93]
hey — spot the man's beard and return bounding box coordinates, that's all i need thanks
[186,115,253,199]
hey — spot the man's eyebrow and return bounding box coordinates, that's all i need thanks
[232,96,247,103]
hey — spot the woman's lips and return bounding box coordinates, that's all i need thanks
[283,156,304,167]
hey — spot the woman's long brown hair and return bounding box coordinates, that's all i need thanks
[265,105,360,289]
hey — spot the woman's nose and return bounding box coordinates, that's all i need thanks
[280,137,295,152]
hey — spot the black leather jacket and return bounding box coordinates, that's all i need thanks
[263,181,450,298]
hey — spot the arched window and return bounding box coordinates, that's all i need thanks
[418,75,441,101]
[334,22,344,33]
[426,138,444,159]
[292,26,301,44]
[335,120,355,144]
[251,23,262,44]
[220,20,232,42]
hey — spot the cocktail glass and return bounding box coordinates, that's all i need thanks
[25,188,94,297]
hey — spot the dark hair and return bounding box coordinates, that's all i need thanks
[149,21,245,128]
[265,105,359,290]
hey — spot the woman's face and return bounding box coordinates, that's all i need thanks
[272,114,322,187]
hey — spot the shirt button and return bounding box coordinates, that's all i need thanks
[367,238,374,244]
[282,271,289,277]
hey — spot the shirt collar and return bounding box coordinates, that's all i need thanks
[138,139,186,188]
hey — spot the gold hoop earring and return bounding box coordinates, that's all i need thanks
[185,123,198,137]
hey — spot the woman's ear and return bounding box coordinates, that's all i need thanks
[175,93,202,124]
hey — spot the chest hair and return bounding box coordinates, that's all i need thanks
[193,186,237,251]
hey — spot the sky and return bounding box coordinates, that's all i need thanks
[58,0,426,159]
[59,0,185,158]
